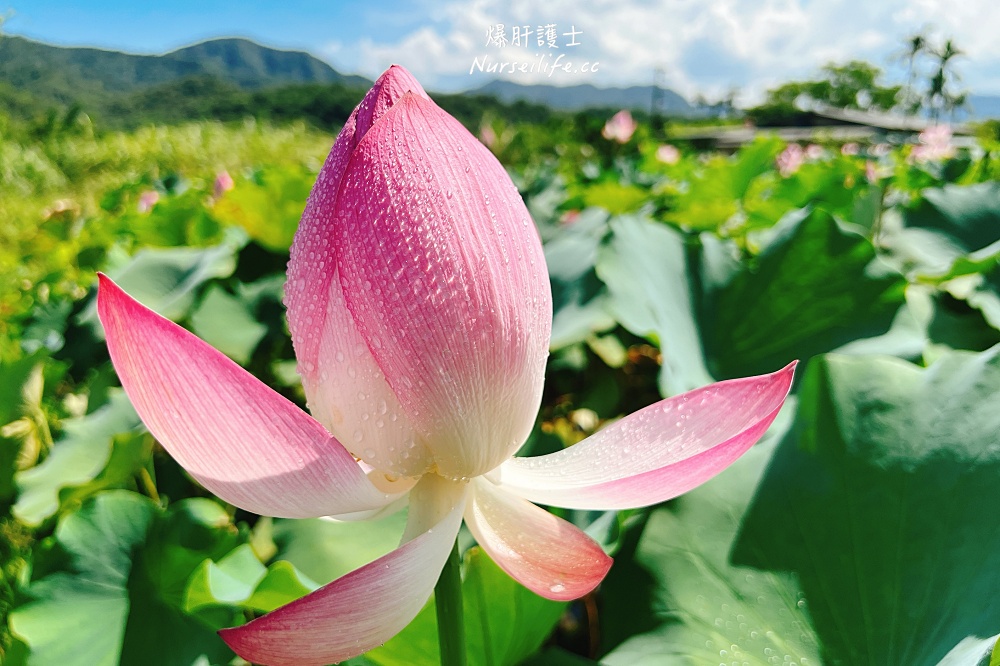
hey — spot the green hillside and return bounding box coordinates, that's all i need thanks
[0,34,558,134]
[0,35,368,98]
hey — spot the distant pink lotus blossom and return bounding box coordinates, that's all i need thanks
[602,110,637,143]
[98,65,795,666]
[560,209,582,226]
[776,143,805,177]
[656,144,681,165]
[478,123,497,149]
[911,124,956,162]
[805,144,823,160]
[871,143,891,157]
[214,170,235,197]
[137,190,159,213]
[865,160,879,184]
[841,142,860,156]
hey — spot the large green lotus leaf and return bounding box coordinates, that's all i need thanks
[8,492,244,666]
[271,510,409,584]
[8,492,155,666]
[596,215,713,395]
[706,208,907,377]
[13,390,148,526]
[189,284,268,364]
[79,229,246,331]
[603,348,1000,665]
[734,350,1000,664]
[598,398,816,666]
[364,547,566,666]
[904,183,1000,252]
[546,209,616,350]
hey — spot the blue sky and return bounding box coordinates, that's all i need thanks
[4,0,999,102]
[2,1,418,55]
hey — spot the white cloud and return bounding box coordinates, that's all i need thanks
[322,0,1000,100]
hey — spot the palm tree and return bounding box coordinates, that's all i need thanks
[896,32,928,113]
[927,39,966,121]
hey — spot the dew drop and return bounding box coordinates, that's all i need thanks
[549,583,566,594]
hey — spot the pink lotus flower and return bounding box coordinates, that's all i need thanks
[911,124,956,162]
[478,123,497,149]
[137,190,159,213]
[602,110,637,143]
[865,160,880,184]
[655,144,681,165]
[98,65,794,666]
[776,143,805,177]
[840,142,860,156]
[804,144,824,160]
[213,170,235,197]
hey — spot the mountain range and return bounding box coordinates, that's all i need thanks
[467,79,693,114]
[0,35,368,108]
[0,34,697,121]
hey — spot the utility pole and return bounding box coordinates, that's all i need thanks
[651,67,665,136]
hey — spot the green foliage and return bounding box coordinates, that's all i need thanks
[8,492,236,665]
[747,60,902,125]
[596,215,712,394]
[706,209,907,377]
[13,391,145,527]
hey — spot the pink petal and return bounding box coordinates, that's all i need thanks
[285,65,433,478]
[285,65,426,386]
[303,267,432,477]
[97,274,397,518]
[334,93,552,480]
[220,476,467,666]
[465,478,611,601]
[499,363,796,510]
